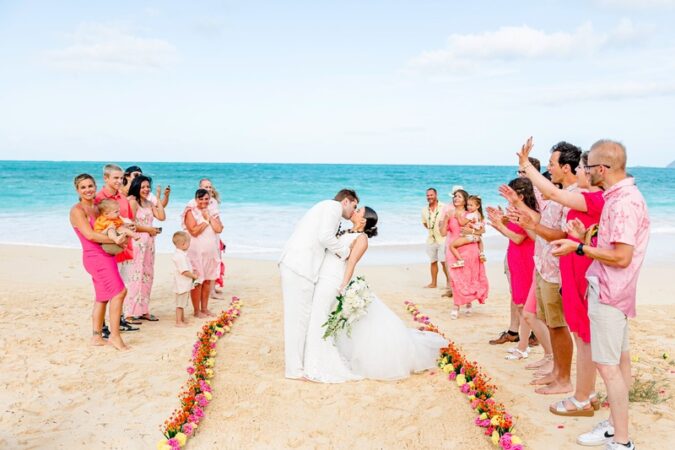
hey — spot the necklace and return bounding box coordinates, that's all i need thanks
[427,204,441,231]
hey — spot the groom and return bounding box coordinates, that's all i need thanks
[279,189,359,379]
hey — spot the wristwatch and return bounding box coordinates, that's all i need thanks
[575,243,585,256]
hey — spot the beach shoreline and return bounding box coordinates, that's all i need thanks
[1,243,673,449]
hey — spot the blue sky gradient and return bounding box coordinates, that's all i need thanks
[1,0,674,166]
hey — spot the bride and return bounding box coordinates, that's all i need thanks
[303,206,448,383]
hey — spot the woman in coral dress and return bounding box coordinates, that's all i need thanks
[184,188,223,318]
[123,175,165,321]
[69,173,129,351]
[440,189,489,319]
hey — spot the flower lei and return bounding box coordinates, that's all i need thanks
[157,297,243,450]
[405,301,524,449]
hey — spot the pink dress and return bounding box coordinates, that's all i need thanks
[559,191,605,343]
[186,208,220,281]
[73,215,125,302]
[445,215,489,306]
[505,221,535,305]
[122,204,156,317]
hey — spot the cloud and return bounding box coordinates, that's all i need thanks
[45,23,178,72]
[409,20,647,72]
[533,81,675,105]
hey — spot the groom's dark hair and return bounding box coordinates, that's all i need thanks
[334,189,359,203]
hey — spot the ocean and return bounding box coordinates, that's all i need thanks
[1,161,674,264]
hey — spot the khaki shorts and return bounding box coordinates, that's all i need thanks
[535,272,566,328]
[175,292,190,309]
[587,276,629,365]
[426,242,446,263]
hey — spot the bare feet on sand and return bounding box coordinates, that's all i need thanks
[203,309,216,317]
[108,335,130,351]
[424,283,437,288]
[91,335,108,346]
[526,355,553,370]
[530,373,555,386]
[194,312,208,318]
[535,381,574,395]
[175,322,188,328]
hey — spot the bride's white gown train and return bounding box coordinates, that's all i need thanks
[303,233,447,383]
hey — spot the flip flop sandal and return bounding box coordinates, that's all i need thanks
[125,318,143,325]
[139,314,159,321]
[549,396,595,417]
[450,309,459,320]
[120,322,140,332]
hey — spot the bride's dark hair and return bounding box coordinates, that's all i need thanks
[363,206,378,238]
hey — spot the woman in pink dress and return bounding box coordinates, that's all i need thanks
[519,146,605,416]
[488,178,538,360]
[184,188,224,318]
[69,173,129,351]
[123,175,166,321]
[440,189,489,319]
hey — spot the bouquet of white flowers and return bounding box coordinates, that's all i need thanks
[322,276,374,340]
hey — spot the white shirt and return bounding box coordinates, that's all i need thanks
[172,249,194,294]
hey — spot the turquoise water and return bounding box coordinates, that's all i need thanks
[1,161,673,260]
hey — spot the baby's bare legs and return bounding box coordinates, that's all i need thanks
[450,237,471,261]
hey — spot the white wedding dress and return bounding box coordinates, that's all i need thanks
[303,232,448,383]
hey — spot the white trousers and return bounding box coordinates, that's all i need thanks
[280,264,315,379]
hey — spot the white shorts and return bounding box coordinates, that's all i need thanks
[175,292,190,309]
[587,276,629,365]
[426,242,445,263]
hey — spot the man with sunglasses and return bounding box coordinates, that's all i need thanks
[552,140,649,450]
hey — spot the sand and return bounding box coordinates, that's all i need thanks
[1,244,673,449]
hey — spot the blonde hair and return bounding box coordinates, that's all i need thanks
[98,199,119,213]
[103,164,123,178]
[172,231,189,246]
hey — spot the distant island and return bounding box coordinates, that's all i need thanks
[669,160,675,168]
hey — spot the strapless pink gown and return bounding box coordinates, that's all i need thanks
[73,217,125,302]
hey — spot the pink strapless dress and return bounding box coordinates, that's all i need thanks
[73,217,125,302]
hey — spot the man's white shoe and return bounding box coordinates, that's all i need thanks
[577,420,615,446]
[605,441,635,450]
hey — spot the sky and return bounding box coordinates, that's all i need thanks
[1,0,674,167]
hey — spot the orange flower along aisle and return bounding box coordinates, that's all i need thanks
[405,301,525,449]
[157,297,242,450]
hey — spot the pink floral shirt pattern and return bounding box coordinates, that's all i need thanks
[586,178,650,318]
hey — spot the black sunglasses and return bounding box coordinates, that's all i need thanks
[584,164,611,172]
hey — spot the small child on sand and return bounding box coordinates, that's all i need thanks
[94,199,140,255]
[172,231,200,327]
[450,195,486,267]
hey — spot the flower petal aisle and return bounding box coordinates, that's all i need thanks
[157,297,243,450]
[405,301,525,449]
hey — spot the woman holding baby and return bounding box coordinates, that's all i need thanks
[69,173,129,351]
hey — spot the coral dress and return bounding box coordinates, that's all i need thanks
[185,207,221,281]
[122,204,156,317]
[73,214,125,302]
[505,221,535,305]
[445,215,489,306]
[559,191,605,343]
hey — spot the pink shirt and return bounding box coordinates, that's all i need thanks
[586,178,650,318]
[534,184,579,283]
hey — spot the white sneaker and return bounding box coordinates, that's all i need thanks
[605,441,635,450]
[577,420,615,446]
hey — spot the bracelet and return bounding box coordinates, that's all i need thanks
[520,163,533,171]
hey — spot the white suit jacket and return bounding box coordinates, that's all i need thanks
[279,200,351,283]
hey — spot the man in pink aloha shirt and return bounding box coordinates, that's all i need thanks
[552,140,649,450]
